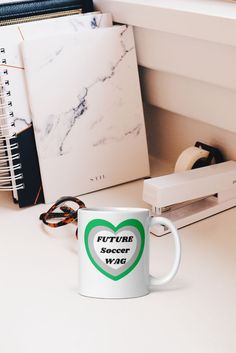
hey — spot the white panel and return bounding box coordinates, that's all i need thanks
[140,68,236,132]
[134,27,236,91]
[94,0,236,46]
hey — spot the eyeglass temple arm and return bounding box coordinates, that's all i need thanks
[39,205,75,221]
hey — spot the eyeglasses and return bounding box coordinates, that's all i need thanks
[39,196,86,238]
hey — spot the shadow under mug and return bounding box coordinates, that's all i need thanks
[78,207,181,299]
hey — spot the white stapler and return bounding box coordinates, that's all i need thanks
[143,161,236,235]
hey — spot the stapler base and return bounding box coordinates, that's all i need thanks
[151,195,236,236]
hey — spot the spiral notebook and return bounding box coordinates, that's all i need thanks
[0,12,112,207]
[21,25,150,203]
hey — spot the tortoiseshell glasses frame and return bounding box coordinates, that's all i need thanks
[39,196,86,238]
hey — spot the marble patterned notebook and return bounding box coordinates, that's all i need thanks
[21,25,150,203]
[0,12,112,206]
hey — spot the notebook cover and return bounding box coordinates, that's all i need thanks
[22,25,150,203]
[0,12,112,207]
[14,126,45,206]
[0,0,94,21]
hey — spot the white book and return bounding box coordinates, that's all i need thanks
[21,25,150,203]
[0,12,112,206]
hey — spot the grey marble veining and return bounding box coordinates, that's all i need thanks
[38,26,136,156]
[93,123,142,147]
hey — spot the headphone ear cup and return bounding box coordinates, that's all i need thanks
[192,157,209,169]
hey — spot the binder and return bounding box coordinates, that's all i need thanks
[0,68,44,205]
[0,0,93,26]
[0,11,112,207]
[0,72,24,195]
[21,25,150,203]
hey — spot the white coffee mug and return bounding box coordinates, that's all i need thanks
[78,207,181,299]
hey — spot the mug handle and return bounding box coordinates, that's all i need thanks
[149,216,181,287]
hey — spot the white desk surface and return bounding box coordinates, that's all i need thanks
[0,159,235,353]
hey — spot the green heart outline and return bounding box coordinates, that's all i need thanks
[84,219,145,281]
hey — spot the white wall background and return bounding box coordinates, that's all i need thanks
[144,103,236,165]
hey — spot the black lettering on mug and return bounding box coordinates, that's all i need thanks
[105,258,126,265]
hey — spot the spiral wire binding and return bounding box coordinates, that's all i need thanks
[0,53,24,191]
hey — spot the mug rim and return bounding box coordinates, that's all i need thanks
[79,207,149,213]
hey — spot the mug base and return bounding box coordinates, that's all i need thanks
[78,290,150,299]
